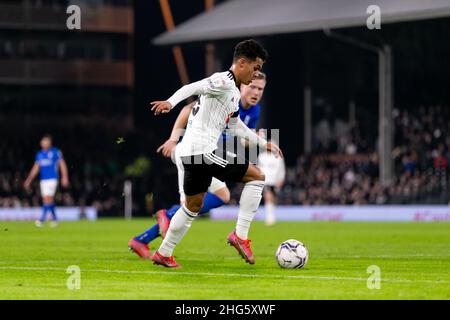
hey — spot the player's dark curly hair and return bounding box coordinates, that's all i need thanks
[233,39,268,62]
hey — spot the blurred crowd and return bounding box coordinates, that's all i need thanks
[234,105,450,206]
[0,126,156,216]
[1,105,449,214]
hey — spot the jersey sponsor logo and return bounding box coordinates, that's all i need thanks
[38,159,53,166]
[208,78,226,89]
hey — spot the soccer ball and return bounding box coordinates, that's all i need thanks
[275,239,308,269]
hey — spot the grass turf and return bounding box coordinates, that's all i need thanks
[0,218,449,299]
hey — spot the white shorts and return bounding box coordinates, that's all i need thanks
[40,179,58,197]
[174,145,227,203]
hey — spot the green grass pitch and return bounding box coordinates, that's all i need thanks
[0,218,449,299]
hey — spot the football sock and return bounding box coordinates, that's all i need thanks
[158,205,198,257]
[265,203,276,225]
[39,204,50,222]
[134,205,182,245]
[236,180,265,240]
[165,192,225,220]
[49,204,58,221]
[134,224,160,245]
[165,205,181,219]
[198,192,225,215]
[135,192,227,246]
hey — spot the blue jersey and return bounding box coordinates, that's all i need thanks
[222,100,261,140]
[35,147,62,181]
[238,101,260,129]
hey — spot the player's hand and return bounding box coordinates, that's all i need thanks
[150,101,172,115]
[61,177,69,188]
[157,139,178,158]
[266,141,283,158]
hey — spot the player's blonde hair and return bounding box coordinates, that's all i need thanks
[253,71,266,81]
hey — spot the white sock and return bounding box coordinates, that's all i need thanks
[265,203,276,225]
[158,205,198,257]
[236,180,264,240]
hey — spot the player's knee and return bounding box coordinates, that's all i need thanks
[259,173,266,182]
[253,168,265,182]
[243,166,265,183]
[43,196,53,204]
[215,188,230,204]
[185,198,203,213]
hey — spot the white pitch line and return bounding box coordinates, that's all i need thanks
[0,266,449,285]
[1,252,448,265]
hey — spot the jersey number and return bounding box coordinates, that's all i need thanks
[192,105,200,116]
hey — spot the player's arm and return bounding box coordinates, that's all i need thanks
[157,101,196,158]
[58,158,69,188]
[228,113,283,158]
[240,109,260,147]
[151,77,217,115]
[23,163,39,190]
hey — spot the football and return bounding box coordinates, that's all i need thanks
[275,239,309,269]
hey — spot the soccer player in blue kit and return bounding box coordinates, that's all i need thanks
[128,72,267,259]
[24,134,69,227]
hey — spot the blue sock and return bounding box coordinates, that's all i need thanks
[134,224,160,245]
[40,205,50,222]
[165,205,181,219]
[199,192,225,215]
[134,205,180,244]
[49,204,58,221]
[135,193,225,245]
[166,192,225,220]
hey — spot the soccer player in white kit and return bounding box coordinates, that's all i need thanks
[128,73,267,259]
[258,147,286,226]
[150,39,282,268]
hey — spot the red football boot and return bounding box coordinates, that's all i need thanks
[128,238,151,259]
[150,251,181,268]
[156,209,170,239]
[227,230,255,264]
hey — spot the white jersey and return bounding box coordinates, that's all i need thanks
[257,151,286,186]
[167,71,241,156]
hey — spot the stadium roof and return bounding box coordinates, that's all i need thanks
[153,0,450,45]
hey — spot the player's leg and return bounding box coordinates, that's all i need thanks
[227,163,265,264]
[151,192,205,268]
[37,197,49,227]
[129,205,183,258]
[236,164,265,238]
[37,180,58,226]
[205,178,230,208]
[128,204,179,257]
[152,155,211,268]
[158,158,229,238]
[48,199,58,227]
[152,183,229,243]
[165,180,229,220]
[47,180,59,227]
[264,187,276,226]
[37,181,48,226]
[151,181,228,244]
[128,144,186,256]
